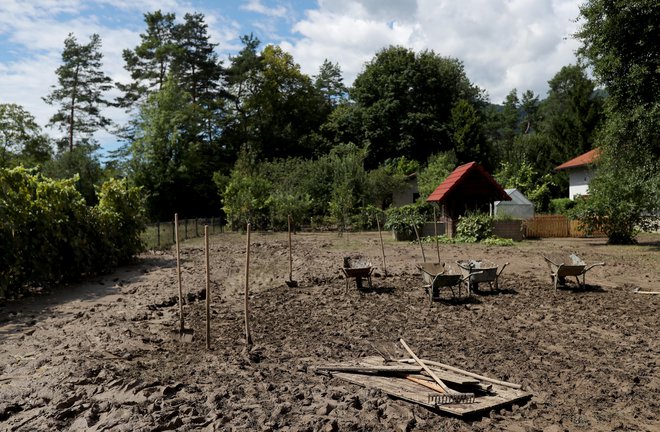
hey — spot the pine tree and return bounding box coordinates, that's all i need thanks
[43,33,113,152]
[116,11,178,108]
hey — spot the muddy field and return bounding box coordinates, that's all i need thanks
[1,231,658,431]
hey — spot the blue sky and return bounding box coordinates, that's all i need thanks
[0,0,585,156]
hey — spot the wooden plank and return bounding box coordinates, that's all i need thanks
[315,365,423,374]
[332,372,531,417]
[361,356,479,386]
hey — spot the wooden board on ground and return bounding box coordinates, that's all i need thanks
[358,356,480,386]
[322,357,531,417]
[332,372,530,417]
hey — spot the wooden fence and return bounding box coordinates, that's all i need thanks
[141,217,224,249]
[523,215,605,238]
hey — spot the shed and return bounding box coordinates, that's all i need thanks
[555,148,600,199]
[494,188,534,220]
[427,162,510,237]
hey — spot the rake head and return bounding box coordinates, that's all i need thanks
[428,392,476,405]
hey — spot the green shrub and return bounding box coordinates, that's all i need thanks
[455,213,493,242]
[481,236,514,246]
[0,167,146,298]
[421,235,455,244]
[549,198,576,215]
[384,203,428,238]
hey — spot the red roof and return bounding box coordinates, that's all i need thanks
[555,148,601,171]
[426,161,510,204]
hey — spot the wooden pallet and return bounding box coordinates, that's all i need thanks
[320,357,531,417]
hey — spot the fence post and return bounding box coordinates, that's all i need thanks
[172,220,176,245]
[157,222,161,247]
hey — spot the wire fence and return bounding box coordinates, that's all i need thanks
[141,217,225,249]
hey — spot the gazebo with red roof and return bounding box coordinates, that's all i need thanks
[426,161,510,237]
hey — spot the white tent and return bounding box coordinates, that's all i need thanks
[494,188,534,219]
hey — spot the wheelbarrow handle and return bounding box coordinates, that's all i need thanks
[497,262,510,277]
[584,262,605,272]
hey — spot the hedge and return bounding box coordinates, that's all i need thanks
[1,167,146,298]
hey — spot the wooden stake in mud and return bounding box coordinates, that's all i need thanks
[204,225,210,350]
[412,222,426,263]
[285,215,298,287]
[433,206,440,263]
[244,223,253,346]
[175,213,184,333]
[376,213,387,277]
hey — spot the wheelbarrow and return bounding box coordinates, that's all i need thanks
[456,260,509,295]
[341,256,374,291]
[543,254,605,291]
[417,262,474,304]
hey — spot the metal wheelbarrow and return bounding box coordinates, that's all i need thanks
[417,262,474,304]
[342,256,374,291]
[456,260,509,295]
[543,254,605,291]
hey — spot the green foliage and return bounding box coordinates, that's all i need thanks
[481,236,514,247]
[383,156,420,176]
[42,145,103,205]
[421,235,455,244]
[384,203,428,237]
[352,204,385,231]
[455,213,493,243]
[549,198,576,215]
[94,178,147,265]
[221,152,272,230]
[328,144,368,232]
[417,152,457,199]
[494,159,554,212]
[365,165,406,209]
[575,0,660,243]
[267,191,313,230]
[571,157,660,244]
[0,167,145,298]
[0,103,52,167]
[346,46,484,166]
[539,64,604,164]
[451,99,490,167]
[43,33,113,152]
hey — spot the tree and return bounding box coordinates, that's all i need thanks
[314,59,348,107]
[539,64,604,163]
[0,103,51,167]
[117,11,178,108]
[223,41,328,160]
[43,33,113,152]
[450,99,489,167]
[416,152,457,199]
[42,146,103,205]
[348,46,483,167]
[328,143,368,233]
[126,76,215,220]
[574,0,660,243]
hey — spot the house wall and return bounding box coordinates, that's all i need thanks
[568,167,594,199]
[392,178,419,207]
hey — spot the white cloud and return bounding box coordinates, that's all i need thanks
[241,0,288,18]
[283,0,582,103]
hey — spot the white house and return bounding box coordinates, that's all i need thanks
[494,188,534,219]
[555,148,601,200]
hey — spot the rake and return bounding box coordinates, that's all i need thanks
[399,338,475,404]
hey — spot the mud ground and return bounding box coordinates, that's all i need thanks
[1,231,658,431]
